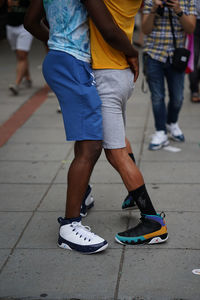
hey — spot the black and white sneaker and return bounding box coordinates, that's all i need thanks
[58,217,108,254]
[80,185,94,217]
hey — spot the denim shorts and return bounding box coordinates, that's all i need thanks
[43,50,103,141]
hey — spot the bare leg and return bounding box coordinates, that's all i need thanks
[125,137,133,154]
[65,140,102,218]
[105,147,144,191]
[24,68,31,82]
[15,50,30,86]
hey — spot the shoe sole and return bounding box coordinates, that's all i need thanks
[115,233,168,245]
[58,241,108,254]
[169,134,185,143]
[122,205,138,211]
[149,140,169,151]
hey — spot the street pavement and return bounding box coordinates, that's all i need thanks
[0,38,200,300]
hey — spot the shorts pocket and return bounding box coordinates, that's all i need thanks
[76,61,95,86]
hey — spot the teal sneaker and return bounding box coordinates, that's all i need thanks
[122,193,137,210]
[115,213,168,245]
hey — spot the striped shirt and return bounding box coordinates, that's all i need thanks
[143,0,197,63]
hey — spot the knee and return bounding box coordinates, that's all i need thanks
[151,96,164,106]
[90,141,102,162]
[170,96,183,108]
[16,50,28,61]
[77,140,102,164]
[105,148,124,167]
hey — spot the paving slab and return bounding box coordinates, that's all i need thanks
[126,127,146,144]
[24,112,64,129]
[0,248,122,300]
[0,212,31,248]
[142,142,200,162]
[145,183,200,212]
[0,184,48,211]
[7,127,67,144]
[0,161,61,184]
[140,161,200,184]
[32,99,59,115]
[0,103,24,124]
[0,143,70,161]
[126,101,149,117]
[0,250,10,269]
[118,249,200,300]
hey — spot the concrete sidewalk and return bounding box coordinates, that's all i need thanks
[0,38,200,300]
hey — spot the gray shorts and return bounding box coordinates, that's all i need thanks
[94,68,134,149]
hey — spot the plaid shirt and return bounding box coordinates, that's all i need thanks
[143,0,197,63]
[195,0,200,18]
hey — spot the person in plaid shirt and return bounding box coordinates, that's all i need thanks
[142,0,196,150]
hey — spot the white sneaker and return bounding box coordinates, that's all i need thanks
[9,84,19,95]
[57,217,108,254]
[149,130,169,150]
[57,105,62,113]
[166,123,185,142]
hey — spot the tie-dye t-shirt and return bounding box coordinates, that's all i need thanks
[43,0,90,62]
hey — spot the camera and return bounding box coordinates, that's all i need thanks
[156,0,173,16]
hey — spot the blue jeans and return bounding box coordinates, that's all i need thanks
[145,55,185,131]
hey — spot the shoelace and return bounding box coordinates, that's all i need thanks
[70,222,96,241]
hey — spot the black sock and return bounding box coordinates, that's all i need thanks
[130,184,157,215]
[127,153,136,198]
[129,153,136,163]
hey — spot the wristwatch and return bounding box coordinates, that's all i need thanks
[176,11,183,17]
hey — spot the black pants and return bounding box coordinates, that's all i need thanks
[189,19,200,94]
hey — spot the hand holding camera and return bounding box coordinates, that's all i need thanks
[153,0,182,16]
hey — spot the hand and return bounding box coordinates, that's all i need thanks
[152,0,163,9]
[126,56,139,82]
[166,0,182,14]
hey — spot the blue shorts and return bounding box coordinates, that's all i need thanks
[42,50,103,141]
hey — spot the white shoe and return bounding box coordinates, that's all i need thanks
[9,84,19,95]
[149,130,169,150]
[57,105,62,113]
[166,123,185,142]
[57,217,108,254]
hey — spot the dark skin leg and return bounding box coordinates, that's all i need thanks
[65,140,102,218]
[105,148,144,192]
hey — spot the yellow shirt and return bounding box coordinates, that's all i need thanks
[89,0,142,69]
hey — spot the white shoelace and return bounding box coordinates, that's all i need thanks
[70,222,95,241]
